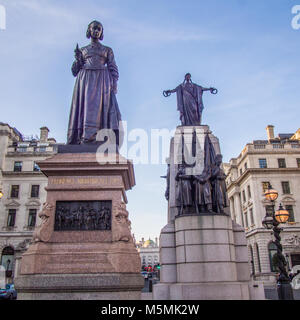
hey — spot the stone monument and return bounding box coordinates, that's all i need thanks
[14,20,143,300]
[153,75,265,300]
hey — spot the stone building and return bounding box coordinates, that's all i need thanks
[136,237,159,271]
[0,123,56,282]
[224,125,300,285]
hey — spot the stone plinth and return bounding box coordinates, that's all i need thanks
[154,126,264,300]
[15,152,144,299]
[153,214,252,300]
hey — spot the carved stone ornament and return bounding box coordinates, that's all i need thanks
[33,203,54,243]
[284,234,300,247]
[112,202,133,242]
[16,239,32,251]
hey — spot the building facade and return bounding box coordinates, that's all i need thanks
[225,125,300,285]
[136,237,160,271]
[0,123,56,282]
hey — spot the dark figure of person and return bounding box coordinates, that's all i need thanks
[175,164,193,215]
[103,207,111,229]
[67,20,121,144]
[78,206,86,230]
[194,165,213,214]
[55,206,64,230]
[210,154,228,213]
[161,163,170,201]
[163,73,217,126]
[64,209,74,230]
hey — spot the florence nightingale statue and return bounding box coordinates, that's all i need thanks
[67,20,121,145]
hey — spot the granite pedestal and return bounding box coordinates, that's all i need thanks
[15,150,144,300]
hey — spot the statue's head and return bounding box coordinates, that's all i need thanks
[178,163,185,173]
[184,73,192,82]
[86,20,104,40]
[215,154,223,166]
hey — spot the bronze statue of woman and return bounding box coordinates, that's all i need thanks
[67,20,121,145]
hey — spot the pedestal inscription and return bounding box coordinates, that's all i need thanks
[54,200,111,231]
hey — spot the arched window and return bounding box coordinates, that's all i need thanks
[255,243,261,273]
[249,245,255,275]
[1,246,14,277]
[268,242,278,272]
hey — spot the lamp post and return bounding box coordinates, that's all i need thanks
[262,185,294,300]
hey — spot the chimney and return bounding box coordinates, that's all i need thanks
[266,125,274,140]
[141,237,144,244]
[155,237,158,246]
[40,127,49,142]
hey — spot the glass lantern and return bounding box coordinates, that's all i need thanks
[264,186,278,202]
[275,204,289,224]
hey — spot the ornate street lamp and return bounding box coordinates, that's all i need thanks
[262,186,294,300]
[0,190,3,199]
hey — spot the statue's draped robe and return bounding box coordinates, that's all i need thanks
[203,134,228,211]
[174,82,205,126]
[175,172,193,207]
[67,42,121,144]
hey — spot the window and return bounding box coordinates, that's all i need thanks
[259,158,267,168]
[297,158,300,168]
[286,205,295,223]
[291,143,300,149]
[239,193,244,227]
[247,185,251,199]
[242,190,246,203]
[262,181,270,193]
[240,168,243,176]
[255,243,262,273]
[249,246,255,275]
[249,208,254,225]
[282,181,291,194]
[31,185,40,198]
[10,185,19,198]
[17,147,27,152]
[33,162,40,172]
[278,158,286,168]
[28,209,37,227]
[13,161,22,172]
[244,211,249,228]
[244,163,248,170]
[39,147,46,152]
[1,247,14,277]
[268,242,279,272]
[7,209,16,227]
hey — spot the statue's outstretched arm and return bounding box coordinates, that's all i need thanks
[163,87,177,97]
[202,86,218,94]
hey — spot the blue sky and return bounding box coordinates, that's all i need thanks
[1,0,300,241]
